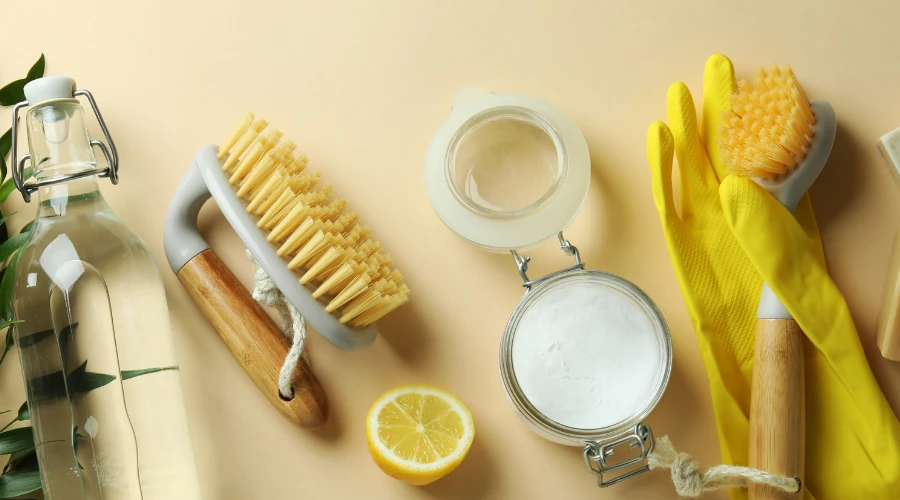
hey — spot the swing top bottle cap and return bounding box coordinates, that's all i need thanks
[24,76,76,105]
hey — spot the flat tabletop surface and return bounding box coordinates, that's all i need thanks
[2,1,900,498]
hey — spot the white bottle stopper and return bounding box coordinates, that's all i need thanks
[23,76,76,105]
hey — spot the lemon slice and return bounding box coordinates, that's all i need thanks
[366,385,475,485]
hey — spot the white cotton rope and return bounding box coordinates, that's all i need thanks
[648,436,800,497]
[247,251,308,399]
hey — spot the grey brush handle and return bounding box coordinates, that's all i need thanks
[164,161,212,272]
[164,145,377,350]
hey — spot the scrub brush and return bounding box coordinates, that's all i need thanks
[164,114,409,428]
[720,66,836,499]
[217,114,410,328]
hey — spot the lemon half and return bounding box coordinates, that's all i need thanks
[366,385,475,485]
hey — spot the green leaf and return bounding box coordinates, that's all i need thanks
[79,371,117,395]
[26,55,45,81]
[0,320,21,331]
[0,327,13,367]
[58,323,75,361]
[0,79,27,107]
[0,135,10,185]
[19,220,34,234]
[16,402,28,422]
[0,128,11,159]
[121,366,178,380]
[73,432,84,471]
[0,232,29,264]
[0,427,34,455]
[4,446,35,472]
[17,324,77,381]
[0,128,10,183]
[72,425,86,470]
[0,400,29,433]
[0,469,41,498]
[0,251,20,321]
[0,167,31,204]
[0,211,7,255]
[6,447,37,472]
[31,360,116,402]
[0,54,47,107]
[0,212,16,230]
[17,327,53,348]
[0,180,15,205]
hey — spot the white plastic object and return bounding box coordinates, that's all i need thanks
[164,145,376,350]
[876,128,900,361]
[23,76,76,105]
[876,232,900,361]
[878,126,900,188]
[756,101,836,319]
[424,88,591,252]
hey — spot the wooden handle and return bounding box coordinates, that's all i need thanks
[177,249,328,428]
[749,319,804,499]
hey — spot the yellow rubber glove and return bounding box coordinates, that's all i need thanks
[647,54,900,499]
[646,55,764,483]
[721,177,900,499]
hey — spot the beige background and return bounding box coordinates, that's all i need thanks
[2,1,900,498]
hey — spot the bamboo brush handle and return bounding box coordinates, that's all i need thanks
[749,319,804,499]
[177,249,328,429]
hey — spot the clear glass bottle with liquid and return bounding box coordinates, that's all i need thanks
[10,76,202,499]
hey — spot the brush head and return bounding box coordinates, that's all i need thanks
[720,66,816,179]
[719,66,836,209]
[217,113,409,331]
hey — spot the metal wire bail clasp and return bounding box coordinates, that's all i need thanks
[510,231,584,289]
[11,88,119,203]
[582,423,655,487]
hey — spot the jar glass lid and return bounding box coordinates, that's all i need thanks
[424,88,591,252]
[501,270,672,440]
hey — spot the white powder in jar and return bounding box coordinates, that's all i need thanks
[511,279,663,430]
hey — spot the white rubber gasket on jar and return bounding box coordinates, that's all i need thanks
[424,88,591,252]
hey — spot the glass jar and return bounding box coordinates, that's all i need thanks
[425,88,672,487]
[10,77,202,499]
[500,268,671,485]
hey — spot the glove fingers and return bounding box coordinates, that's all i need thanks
[667,82,719,216]
[701,54,736,182]
[646,121,678,223]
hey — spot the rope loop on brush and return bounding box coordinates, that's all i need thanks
[649,436,800,497]
[247,251,308,399]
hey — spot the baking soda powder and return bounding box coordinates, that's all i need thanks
[511,280,663,429]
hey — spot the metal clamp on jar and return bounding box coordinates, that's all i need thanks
[424,88,672,487]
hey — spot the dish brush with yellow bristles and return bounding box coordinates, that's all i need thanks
[218,113,409,328]
[718,65,836,499]
[164,114,410,427]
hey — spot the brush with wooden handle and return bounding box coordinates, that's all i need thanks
[720,66,836,499]
[164,115,409,428]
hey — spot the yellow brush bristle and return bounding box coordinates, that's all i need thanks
[719,65,816,179]
[219,115,409,327]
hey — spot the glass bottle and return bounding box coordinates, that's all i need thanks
[10,77,202,499]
